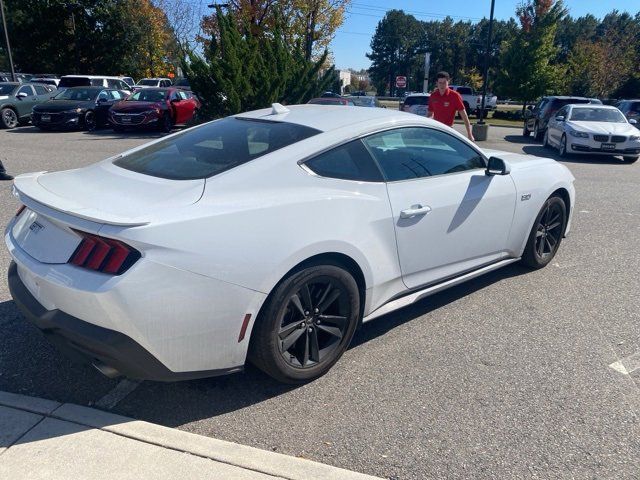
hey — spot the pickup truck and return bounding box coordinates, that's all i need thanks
[449,85,497,116]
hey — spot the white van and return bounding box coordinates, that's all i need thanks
[59,75,132,93]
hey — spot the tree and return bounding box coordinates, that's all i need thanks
[367,10,424,96]
[183,6,335,120]
[496,0,566,109]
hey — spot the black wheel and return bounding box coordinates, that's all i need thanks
[558,133,569,157]
[161,113,173,133]
[83,110,96,131]
[523,122,531,137]
[249,264,360,383]
[521,196,567,269]
[622,156,638,164]
[543,129,550,148]
[1,108,18,129]
[533,122,543,141]
[187,109,200,127]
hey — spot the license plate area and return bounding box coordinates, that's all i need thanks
[41,114,51,122]
[601,143,615,151]
[121,116,131,123]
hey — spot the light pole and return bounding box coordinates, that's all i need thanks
[477,0,495,125]
[0,0,16,82]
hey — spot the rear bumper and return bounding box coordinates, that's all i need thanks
[8,261,243,381]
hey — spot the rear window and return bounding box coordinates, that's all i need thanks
[114,117,321,180]
[59,77,92,88]
[404,96,428,106]
[456,87,473,95]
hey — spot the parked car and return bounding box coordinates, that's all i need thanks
[6,104,575,383]
[475,92,498,116]
[523,96,601,140]
[351,96,383,108]
[449,85,476,114]
[543,104,639,163]
[109,87,200,132]
[58,76,132,94]
[32,86,127,131]
[29,77,60,88]
[0,82,57,129]
[133,78,173,90]
[307,97,355,106]
[121,77,136,88]
[174,78,191,90]
[320,91,342,98]
[616,99,640,128]
[400,93,429,116]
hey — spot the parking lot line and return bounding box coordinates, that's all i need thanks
[609,352,640,375]
[93,379,142,410]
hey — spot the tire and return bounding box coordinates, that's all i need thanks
[522,122,531,137]
[1,107,19,129]
[160,113,173,133]
[521,195,567,269]
[622,156,638,164]
[558,134,569,158]
[83,110,96,131]
[187,109,200,127]
[533,122,543,141]
[248,264,360,383]
[543,129,550,148]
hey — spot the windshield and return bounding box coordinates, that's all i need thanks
[114,117,321,180]
[137,79,159,86]
[53,88,98,101]
[59,77,91,88]
[127,89,167,102]
[569,108,626,123]
[0,84,17,95]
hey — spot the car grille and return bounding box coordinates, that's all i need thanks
[112,112,145,125]
[593,135,609,142]
[611,135,626,143]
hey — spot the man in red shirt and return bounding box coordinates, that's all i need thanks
[428,71,474,141]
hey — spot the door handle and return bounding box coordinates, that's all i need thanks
[400,204,432,218]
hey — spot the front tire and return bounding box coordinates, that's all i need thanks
[161,113,173,133]
[543,129,550,148]
[249,264,360,383]
[83,110,96,131]
[533,122,543,141]
[1,107,19,129]
[622,156,638,164]
[521,196,567,269]
[558,134,569,157]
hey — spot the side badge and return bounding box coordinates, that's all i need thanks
[521,194,531,201]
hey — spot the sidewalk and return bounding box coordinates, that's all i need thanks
[0,391,383,480]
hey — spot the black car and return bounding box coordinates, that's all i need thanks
[524,96,601,140]
[173,78,191,90]
[616,99,640,129]
[32,86,127,131]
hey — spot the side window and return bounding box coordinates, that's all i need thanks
[97,90,109,101]
[33,85,47,95]
[90,78,104,87]
[178,91,189,100]
[169,91,179,101]
[17,85,34,96]
[109,90,122,100]
[362,128,485,182]
[304,140,383,182]
[557,106,569,118]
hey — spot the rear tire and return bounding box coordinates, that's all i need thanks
[543,129,550,148]
[83,110,96,131]
[533,122,543,141]
[521,195,567,269]
[622,156,638,164]
[160,113,173,133]
[248,264,360,383]
[523,123,531,137]
[1,107,18,129]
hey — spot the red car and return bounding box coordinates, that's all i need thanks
[109,87,200,132]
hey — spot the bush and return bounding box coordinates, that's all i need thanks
[492,110,524,121]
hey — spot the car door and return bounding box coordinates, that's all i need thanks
[168,90,185,123]
[94,90,116,125]
[528,98,547,131]
[363,127,517,289]
[14,85,37,118]
[177,90,196,121]
[547,105,569,145]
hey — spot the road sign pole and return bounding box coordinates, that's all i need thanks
[423,53,430,93]
[0,0,16,82]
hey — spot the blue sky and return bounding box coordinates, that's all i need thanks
[332,1,639,70]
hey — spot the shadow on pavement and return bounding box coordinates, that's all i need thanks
[503,134,532,144]
[521,146,630,165]
[5,125,165,141]
[2,262,531,431]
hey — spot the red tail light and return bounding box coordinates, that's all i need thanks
[69,230,140,275]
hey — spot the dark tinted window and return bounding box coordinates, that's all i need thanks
[114,118,321,180]
[404,96,429,106]
[17,85,34,96]
[59,77,91,88]
[128,89,167,102]
[0,84,17,95]
[33,85,48,95]
[549,98,592,110]
[53,88,97,101]
[363,128,485,181]
[305,140,383,182]
[456,87,473,95]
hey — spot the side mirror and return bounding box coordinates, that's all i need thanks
[16,92,28,99]
[555,115,565,122]
[486,156,511,176]
[629,118,638,125]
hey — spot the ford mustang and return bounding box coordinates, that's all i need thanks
[5,105,575,383]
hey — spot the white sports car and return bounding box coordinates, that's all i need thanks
[543,104,640,163]
[5,104,575,383]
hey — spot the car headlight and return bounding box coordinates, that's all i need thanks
[64,108,83,114]
[569,129,589,138]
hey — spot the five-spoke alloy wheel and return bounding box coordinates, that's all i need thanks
[521,195,567,269]
[249,264,360,383]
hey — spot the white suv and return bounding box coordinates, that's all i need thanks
[400,93,429,116]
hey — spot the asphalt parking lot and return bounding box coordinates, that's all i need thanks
[0,124,639,479]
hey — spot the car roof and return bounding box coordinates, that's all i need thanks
[63,86,113,91]
[569,104,619,109]
[0,82,20,86]
[60,75,123,79]
[544,96,596,100]
[405,93,429,97]
[235,104,440,133]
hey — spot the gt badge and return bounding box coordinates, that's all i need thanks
[29,221,44,233]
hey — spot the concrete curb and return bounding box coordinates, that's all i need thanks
[0,391,383,480]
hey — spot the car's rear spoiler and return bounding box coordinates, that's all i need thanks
[13,172,149,227]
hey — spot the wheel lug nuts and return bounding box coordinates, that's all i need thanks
[314,308,319,313]
[304,311,309,316]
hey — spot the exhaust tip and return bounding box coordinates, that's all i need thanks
[93,362,121,379]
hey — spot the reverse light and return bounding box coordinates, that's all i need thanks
[69,230,141,275]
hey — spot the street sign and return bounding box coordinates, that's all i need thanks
[395,76,407,89]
